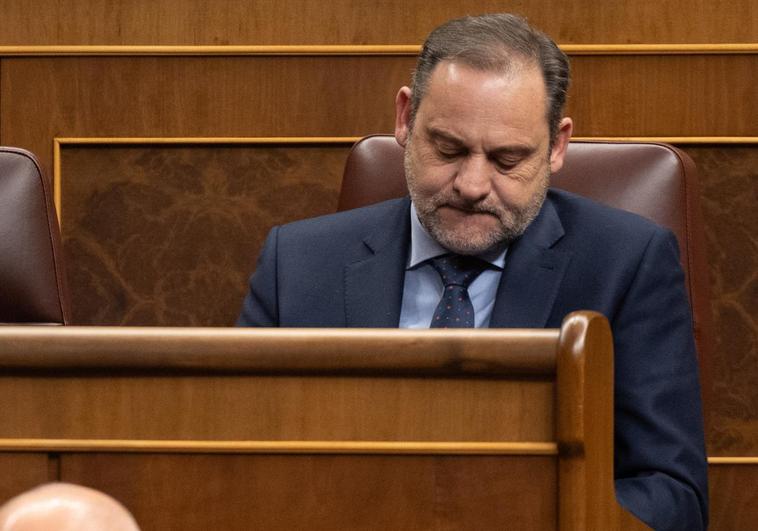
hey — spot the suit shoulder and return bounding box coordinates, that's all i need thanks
[547,188,667,241]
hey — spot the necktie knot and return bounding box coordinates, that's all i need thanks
[429,254,488,289]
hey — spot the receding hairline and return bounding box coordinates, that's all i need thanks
[432,53,545,85]
[445,39,539,73]
[408,13,571,142]
[411,57,551,132]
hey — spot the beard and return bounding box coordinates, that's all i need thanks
[404,147,548,255]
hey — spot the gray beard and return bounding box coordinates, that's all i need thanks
[404,149,548,255]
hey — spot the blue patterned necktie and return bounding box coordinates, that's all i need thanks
[428,254,489,328]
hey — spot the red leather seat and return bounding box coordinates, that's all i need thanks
[0,147,70,324]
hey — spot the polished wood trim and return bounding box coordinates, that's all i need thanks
[55,135,758,147]
[0,439,559,455]
[1,44,756,56]
[55,136,361,145]
[708,457,758,465]
[563,44,758,55]
[556,311,617,529]
[0,326,560,375]
[0,45,420,56]
[53,138,62,223]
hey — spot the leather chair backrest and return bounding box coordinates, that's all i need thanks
[0,147,70,324]
[339,135,713,402]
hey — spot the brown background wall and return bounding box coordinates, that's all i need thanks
[0,0,756,522]
[0,0,755,45]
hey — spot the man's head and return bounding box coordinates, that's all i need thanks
[0,483,140,531]
[395,14,573,255]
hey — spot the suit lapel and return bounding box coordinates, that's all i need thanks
[344,198,410,327]
[490,198,572,328]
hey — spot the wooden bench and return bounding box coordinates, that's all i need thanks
[0,311,645,529]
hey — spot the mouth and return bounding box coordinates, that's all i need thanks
[439,203,497,217]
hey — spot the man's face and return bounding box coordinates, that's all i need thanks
[394,60,572,255]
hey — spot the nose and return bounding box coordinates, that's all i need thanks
[453,154,492,202]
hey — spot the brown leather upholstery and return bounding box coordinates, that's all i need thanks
[339,135,713,410]
[0,147,70,324]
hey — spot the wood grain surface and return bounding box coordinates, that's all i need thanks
[0,0,754,45]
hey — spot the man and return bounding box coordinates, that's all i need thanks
[0,483,140,531]
[238,14,708,530]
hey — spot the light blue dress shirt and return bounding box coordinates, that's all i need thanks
[399,203,507,328]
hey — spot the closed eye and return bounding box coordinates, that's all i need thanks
[437,146,466,160]
[492,157,521,173]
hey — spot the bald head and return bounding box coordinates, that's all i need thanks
[0,483,140,531]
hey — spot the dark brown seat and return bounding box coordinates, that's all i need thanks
[339,134,713,412]
[0,147,70,324]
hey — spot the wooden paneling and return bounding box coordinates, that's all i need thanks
[683,145,758,456]
[0,319,622,529]
[0,454,51,503]
[569,55,757,137]
[0,0,755,45]
[0,56,409,169]
[2,54,755,174]
[0,374,553,442]
[59,453,557,531]
[58,143,347,325]
[709,462,758,530]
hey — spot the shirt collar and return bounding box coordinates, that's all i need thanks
[407,201,507,270]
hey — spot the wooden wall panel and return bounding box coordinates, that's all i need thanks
[684,145,758,456]
[0,0,755,45]
[1,54,756,175]
[0,56,409,169]
[59,144,346,326]
[0,373,553,441]
[569,55,758,137]
[709,463,758,530]
[60,453,557,531]
[0,454,51,504]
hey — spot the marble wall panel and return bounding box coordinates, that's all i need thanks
[682,145,758,455]
[60,144,348,326]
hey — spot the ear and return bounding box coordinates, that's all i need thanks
[549,117,573,173]
[394,86,413,147]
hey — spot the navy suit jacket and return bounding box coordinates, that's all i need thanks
[238,189,708,531]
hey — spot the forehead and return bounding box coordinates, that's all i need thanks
[416,60,550,143]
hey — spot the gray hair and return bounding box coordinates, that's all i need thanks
[410,13,570,141]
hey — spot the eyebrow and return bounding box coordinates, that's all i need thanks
[490,145,535,159]
[426,128,465,147]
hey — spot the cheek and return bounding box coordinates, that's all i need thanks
[416,147,455,172]
[491,180,526,207]
[410,154,458,194]
[491,169,547,206]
